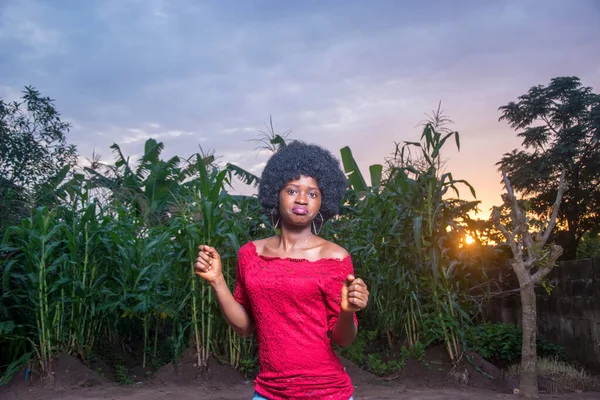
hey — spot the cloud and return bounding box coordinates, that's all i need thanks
[1,0,600,214]
[112,127,196,144]
[77,156,92,168]
[249,162,267,174]
[0,85,22,102]
[0,0,65,60]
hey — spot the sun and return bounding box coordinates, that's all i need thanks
[464,234,475,245]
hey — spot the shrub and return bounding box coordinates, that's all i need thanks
[465,323,564,362]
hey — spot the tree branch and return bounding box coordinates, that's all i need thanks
[500,170,530,260]
[501,170,527,231]
[541,170,567,245]
[522,230,536,268]
[491,207,521,257]
[531,244,563,284]
[540,115,560,137]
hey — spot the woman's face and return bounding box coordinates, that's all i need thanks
[278,175,322,227]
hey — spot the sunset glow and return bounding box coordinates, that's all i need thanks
[465,234,475,245]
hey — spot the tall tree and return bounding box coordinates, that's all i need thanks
[491,170,566,399]
[0,86,77,228]
[497,76,600,259]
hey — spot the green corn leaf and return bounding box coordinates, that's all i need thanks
[340,146,367,192]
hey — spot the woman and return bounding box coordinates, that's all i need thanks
[194,141,369,400]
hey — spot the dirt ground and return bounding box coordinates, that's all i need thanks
[6,384,600,400]
[2,348,599,400]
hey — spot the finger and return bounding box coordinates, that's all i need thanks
[348,292,369,302]
[348,300,362,311]
[348,284,369,294]
[349,283,369,292]
[352,278,366,287]
[195,255,212,267]
[194,262,209,273]
[348,288,367,296]
[197,252,213,264]
[349,298,367,309]
[195,258,210,268]
[196,263,212,273]
[349,280,367,290]
[204,246,220,259]
[345,274,355,284]
[202,245,213,255]
[198,245,216,257]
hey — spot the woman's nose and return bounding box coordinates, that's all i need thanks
[295,192,308,204]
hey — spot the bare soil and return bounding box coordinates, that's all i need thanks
[2,348,598,400]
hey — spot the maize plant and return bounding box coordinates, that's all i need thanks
[330,106,480,363]
[0,110,494,385]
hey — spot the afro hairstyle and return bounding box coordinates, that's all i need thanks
[258,141,348,221]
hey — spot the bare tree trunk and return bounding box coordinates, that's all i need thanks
[519,281,538,399]
[492,170,567,399]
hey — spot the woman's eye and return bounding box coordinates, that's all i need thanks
[309,192,318,198]
[287,189,297,195]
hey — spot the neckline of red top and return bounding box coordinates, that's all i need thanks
[247,241,351,264]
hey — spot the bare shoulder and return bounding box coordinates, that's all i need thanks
[252,236,276,254]
[318,239,349,260]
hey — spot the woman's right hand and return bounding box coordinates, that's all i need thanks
[194,245,224,284]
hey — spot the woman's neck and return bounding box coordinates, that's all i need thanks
[276,226,315,253]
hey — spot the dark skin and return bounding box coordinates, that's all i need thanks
[195,175,369,346]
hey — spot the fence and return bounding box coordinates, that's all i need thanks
[487,257,600,369]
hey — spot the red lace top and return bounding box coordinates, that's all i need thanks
[234,242,358,400]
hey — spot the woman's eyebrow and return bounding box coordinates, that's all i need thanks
[286,183,320,191]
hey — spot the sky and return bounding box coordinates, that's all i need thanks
[1,0,599,218]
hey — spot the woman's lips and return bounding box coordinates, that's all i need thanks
[292,206,308,215]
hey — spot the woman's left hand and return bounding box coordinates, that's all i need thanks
[341,275,369,313]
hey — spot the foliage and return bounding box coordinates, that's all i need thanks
[365,352,405,376]
[0,86,78,231]
[0,137,268,383]
[340,146,382,193]
[465,323,564,363]
[337,330,424,377]
[409,341,426,361]
[84,139,186,226]
[497,76,600,259]
[226,115,289,188]
[0,99,504,385]
[115,364,133,385]
[332,105,480,364]
[338,329,378,365]
[576,232,600,259]
[0,87,77,188]
[466,323,522,361]
[238,352,259,380]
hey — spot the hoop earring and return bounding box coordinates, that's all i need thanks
[270,207,280,230]
[312,212,324,235]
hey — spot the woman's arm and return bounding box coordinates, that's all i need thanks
[195,245,255,337]
[331,310,358,347]
[332,274,369,347]
[210,275,255,337]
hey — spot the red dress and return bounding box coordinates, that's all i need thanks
[234,242,358,400]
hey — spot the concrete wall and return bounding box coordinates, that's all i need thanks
[489,257,600,369]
